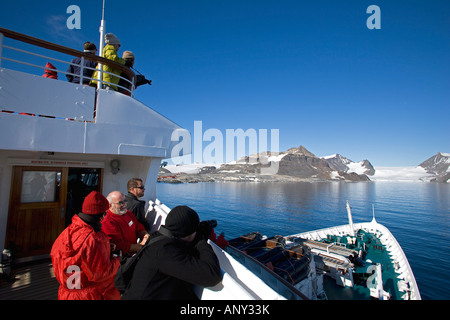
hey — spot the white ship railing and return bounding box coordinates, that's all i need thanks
[0,27,135,97]
[145,200,288,300]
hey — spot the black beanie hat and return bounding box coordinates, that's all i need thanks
[164,206,200,238]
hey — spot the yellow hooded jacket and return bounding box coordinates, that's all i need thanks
[91,44,126,91]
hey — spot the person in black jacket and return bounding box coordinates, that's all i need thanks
[66,42,98,84]
[124,178,150,231]
[121,206,223,300]
[117,51,151,96]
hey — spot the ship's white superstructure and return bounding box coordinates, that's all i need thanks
[0,27,189,263]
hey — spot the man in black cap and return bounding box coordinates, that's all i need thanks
[121,206,222,300]
[66,41,98,84]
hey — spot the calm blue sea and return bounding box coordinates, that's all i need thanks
[156,181,450,300]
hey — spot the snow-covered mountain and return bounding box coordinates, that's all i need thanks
[164,146,372,182]
[162,148,450,183]
[418,152,450,182]
[369,153,449,183]
[321,154,375,176]
[419,152,450,176]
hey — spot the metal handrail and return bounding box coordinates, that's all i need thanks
[1,44,126,89]
[0,27,135,95]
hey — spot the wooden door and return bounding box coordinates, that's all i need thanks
[5,166,68,258]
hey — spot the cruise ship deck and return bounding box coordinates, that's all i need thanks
[0,260,58,300]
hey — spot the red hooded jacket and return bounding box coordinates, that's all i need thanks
[42,62,58,79]
[50,215,120,300]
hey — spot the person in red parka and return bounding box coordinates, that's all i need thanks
[42,62,58,79]
[102,191,149,256]
[51,191,121,300]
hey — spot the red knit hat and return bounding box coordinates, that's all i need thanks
[82,191,110,215]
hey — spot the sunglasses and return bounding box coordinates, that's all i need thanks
[135,186,145,189]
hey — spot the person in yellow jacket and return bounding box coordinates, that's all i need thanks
[91,33,131,91]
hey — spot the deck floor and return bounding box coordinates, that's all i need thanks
[0,259,59,300]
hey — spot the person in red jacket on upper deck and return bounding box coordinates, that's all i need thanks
[51,191,121,300]
[42,62,58,79]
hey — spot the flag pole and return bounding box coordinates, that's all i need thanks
[97,0,106,89]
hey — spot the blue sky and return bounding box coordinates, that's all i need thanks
[1,0,449,166]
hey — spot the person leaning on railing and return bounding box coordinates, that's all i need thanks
[90,33,132,91]
[118,51,152,96]
[67,42,98,85]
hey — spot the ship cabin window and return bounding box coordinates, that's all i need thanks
[20,171,61,203]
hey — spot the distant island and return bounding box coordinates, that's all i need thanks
[158,146,450,184]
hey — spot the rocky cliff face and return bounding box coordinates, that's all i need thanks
[220,145,372,181]
[276,146,372,181]
[159,149,449,183]
[277,153,333,178]
[322,154,375,176]
[323,154,351,172]
[419,152,450,182]
[159,145,373,183]
[360,160,376,176]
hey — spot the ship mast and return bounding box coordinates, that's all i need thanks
[346,200,355,237]
[97,0,106,89]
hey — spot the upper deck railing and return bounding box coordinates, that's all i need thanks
[0,27,187,160]
[0,27,136,96]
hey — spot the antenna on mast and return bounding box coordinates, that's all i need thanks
[371,204,377,223]
[346,200,355,237]
[97,0,106,89]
